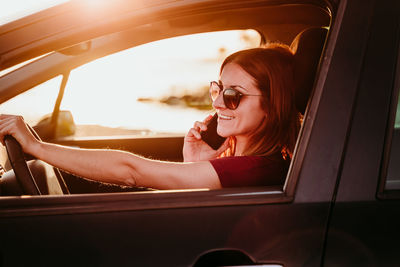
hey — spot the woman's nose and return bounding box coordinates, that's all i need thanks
[212,91,226,109]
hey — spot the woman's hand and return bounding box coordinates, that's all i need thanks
[0,114,40,155]
[183,115,229,162]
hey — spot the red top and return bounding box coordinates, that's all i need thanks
[209,155,289,187]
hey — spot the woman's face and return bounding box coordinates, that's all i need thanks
[213,63,266,141]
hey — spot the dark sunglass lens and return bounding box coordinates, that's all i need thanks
[223,88,240,109]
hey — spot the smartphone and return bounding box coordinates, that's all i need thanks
[200,113,226,150]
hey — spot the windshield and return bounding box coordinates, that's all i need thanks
[0,0,68,25]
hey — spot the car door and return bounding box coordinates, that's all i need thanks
[0,0,374,266]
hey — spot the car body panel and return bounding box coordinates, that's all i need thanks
[0,200,329,266]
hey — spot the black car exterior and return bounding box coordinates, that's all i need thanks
[0,0,400,266]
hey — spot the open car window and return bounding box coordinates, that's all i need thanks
[0,0,331,200]
[0,25,327,196]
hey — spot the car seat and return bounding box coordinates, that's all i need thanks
[290,27,328,114]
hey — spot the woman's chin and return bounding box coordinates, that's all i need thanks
[217,126,231,138]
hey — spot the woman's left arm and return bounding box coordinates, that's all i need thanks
[0,114,222,190]
[127,156,222,189]
[35,141,222,189]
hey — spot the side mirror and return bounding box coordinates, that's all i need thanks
[33,110,76,141]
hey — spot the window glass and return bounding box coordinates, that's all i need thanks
[385,92,400,190]
[0,76,62,125]
[60,30,260,137]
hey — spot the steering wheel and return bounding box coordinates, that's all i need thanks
[4,135,41,195]
[3,125,69,195]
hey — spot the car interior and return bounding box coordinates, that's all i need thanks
[0,2,331,196]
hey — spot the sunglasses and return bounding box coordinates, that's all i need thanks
[209,81,262,110]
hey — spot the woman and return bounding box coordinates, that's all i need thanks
[0,44,301,190]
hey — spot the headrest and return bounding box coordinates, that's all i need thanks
[291,27,328,114]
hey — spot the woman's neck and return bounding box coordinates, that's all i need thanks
[234,135,250,156]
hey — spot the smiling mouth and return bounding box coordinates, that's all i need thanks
[218,114,234,120]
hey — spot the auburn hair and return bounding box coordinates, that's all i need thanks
[219,44,302,158]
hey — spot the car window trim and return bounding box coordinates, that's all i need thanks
[377,21,400,200]
[0,186,292,218]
